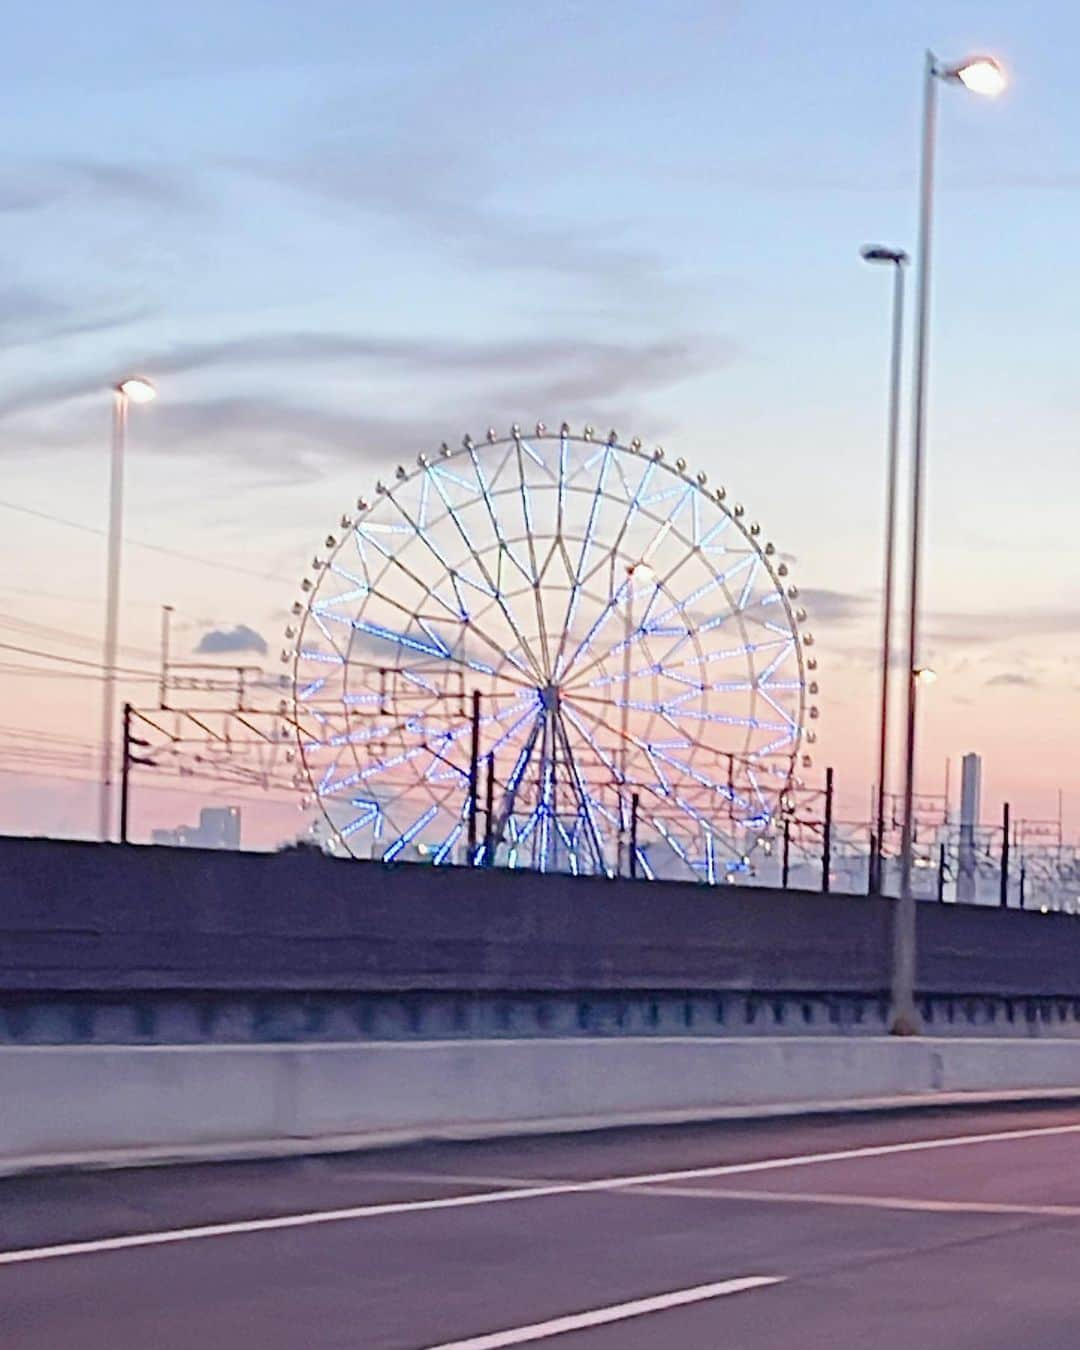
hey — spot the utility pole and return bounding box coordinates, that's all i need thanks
[119,703,155,844]
[120,703,133,844]
[483,753,495,866]
[159,604,174,709]
[629,792,640,879]
[1000,801,1010,908]
[821,767,834,893]
[781,816,791,889]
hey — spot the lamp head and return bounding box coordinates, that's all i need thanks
[860,244,910,266]
[115,376,157,404]
[942,55,1007,96]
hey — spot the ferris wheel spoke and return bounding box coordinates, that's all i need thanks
[555,573,632,686]
[550,561,584,681]
[559,577,676,691]
[421,466,509,611]
[556,430,569,540]
[647,555,755,632]
[569,445,612,592]
[305,607,350,662]
[467,445,543,610]
[379,489,463,603]
[649,814,696,876]
[735,557,761,613]
[756,639,798,686]
[648,744,749,812]
[381,803,440,863]
[598,453,657,575]
[512,442,556,679]
[353,523,465,624]
[349,582,535,688]
[434,454,545,678]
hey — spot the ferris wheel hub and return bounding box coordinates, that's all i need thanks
[539,684,561,712]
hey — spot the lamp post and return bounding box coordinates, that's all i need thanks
[892,52,1005,1034]
[98,376,157,841]
[860,244,909,897]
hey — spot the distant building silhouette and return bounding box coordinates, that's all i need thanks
[152,806,241,850]
[957,753,981,902]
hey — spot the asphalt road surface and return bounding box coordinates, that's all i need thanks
[6,1102,1080,1348]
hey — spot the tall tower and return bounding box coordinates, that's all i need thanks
[957,753,982,902]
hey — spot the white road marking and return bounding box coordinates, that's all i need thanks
[634,1184,1080,1219]
[5,1118,1080,1267]
[420,1276,785,1349]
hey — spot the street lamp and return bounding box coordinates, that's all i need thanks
[860,243,909,897]
[892,51,1006,1035]
[98,375,157,841]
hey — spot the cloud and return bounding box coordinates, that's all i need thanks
[234,136,694,313]
[119,331,721,395]
[0,284,150,352]
[0,159,198,215]
[139,397,451,482]
[194,624,269,656]
[927,608,1080,647]
[985,672,1038,688]
[0,331,725,474]
[0,389,441,482]
[799,588,872,626]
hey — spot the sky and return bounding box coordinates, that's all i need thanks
[2,0,1079,846]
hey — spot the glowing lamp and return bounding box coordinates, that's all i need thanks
[116,376,157,404]
[946,56,1006,97]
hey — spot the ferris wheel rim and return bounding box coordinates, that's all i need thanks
[288,422,815,873]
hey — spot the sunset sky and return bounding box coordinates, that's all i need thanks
[3,0,1079,845]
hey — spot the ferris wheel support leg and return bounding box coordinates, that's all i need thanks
[552,710,608,877]
[489,711,544,861]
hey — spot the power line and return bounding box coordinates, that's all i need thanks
[0,760,299,807]
[0,662,160,683]
[0,610,159,663]
[0,640,159,678]
[0,497,294,584]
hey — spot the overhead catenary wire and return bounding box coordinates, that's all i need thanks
[0,610,160,663]
[0,640,161,679]
[0,497,293,584]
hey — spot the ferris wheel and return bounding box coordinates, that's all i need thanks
[288,423,816,880]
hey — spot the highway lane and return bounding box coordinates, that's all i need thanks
[4,1102,1080,1347]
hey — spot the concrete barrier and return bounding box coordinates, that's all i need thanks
[5,833,1079,1003]
[4,1037,1080,1174]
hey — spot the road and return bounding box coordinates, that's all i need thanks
[5,1102,1080,1347]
